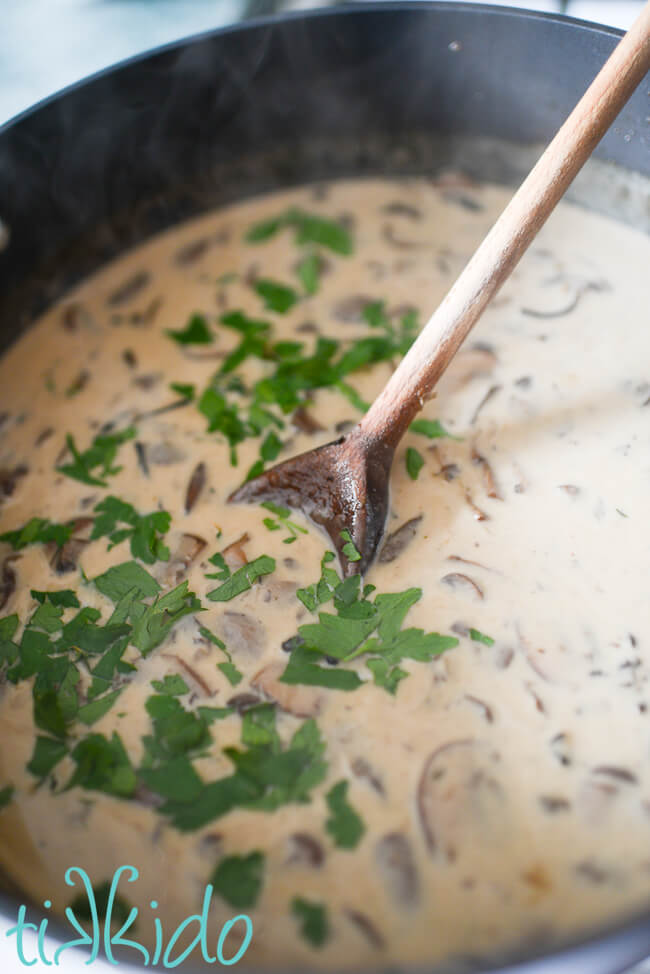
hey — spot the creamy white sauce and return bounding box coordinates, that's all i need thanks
[0,177,649,968]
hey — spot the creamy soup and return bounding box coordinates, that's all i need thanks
[0,177,649,970]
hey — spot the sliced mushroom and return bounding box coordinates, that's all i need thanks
[185,462,207,514]
[378,515,422,564]
[174,237,210,266]
[0,555,18,611]
[464,492,489,522]
[464,695,495,724]
[351,756,385,797]
[107,270,150,307]
[49,517,94,574]
[222,533,250,571]
[286,833,324,867]
[0,464,28,498]
[252,661,322,717]
[343,909,385,950]
[134,441,149,477]
[165,534,207,587]
[470,384,501,425]
[375,833,419,908]
[471,449,502,500]
[148,442,186,466]
[331,295,376,323]
[226,693,261,714]
[417,739,505,859]
[440,573,484,600]
[592,766,638,785]
[549,732,573,767]
[381,201,422,221]
[160,652,214,697]
[61,303,93,331]
[132,372,161,391]
[291,406,325,434]
[221,612,266,659]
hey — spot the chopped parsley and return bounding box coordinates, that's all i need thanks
[0,518,73,551]
[151,674,190,696]
[340,530,361,562]
[406,446,425,480]
[66,732,136,798]
[57,427,136,487]
[261,502,308,544]
[159,704,327,831]
[0,785,14,810]
[198,625,243,687]
[410,418,456,440]
[245,207,353,255]
[469,627,495,647]
[211,852,265,909]
[27,736,68,778]
[69,880,133,925]
[325,780,365,849]
[291,898,329,948]
[169,381,195,401]
[166,313,213,345]
[296,254,321,295]
[91,496,171,564]
[207,553,275,602]
[254,279,298,314]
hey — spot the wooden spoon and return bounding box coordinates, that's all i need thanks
[230,3,650,576]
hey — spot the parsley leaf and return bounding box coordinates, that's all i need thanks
[66,732,136,798]
[169,382,195,401]
[27,736,68,778]
[245,208,353,255]
[166,313,213,345]
[469,627,495,647]
[0,518,73,552]
[325,780,365,849]
[31,590,80,608]
[93,561,161,603]
[207,554,275,602]
[57,427,136,487]
[91,496,171,564]
[280,643,363,692]
[261,502,308,544]
[409,418,455,440]
[211,852,265,908]
[366,657,408,695]
[151,674,190,696]
[291,898,329,948]
[340,530,361,562]
[198,625,244,687]
[130,581,202,656]
[254,279,298,314]
[296,254,321,295]
[0,785,14,810]
[406,446,424,480]
[77,689,123,726]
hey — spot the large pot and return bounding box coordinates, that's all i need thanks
[0,4,648,972]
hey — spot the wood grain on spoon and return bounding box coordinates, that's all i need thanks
[229,3,650,575]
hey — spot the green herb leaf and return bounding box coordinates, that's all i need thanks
[211,852,265,909]
[77,689,123,726]
[69,880,133,925]
[280,643,363,691]
[91,496,171,564]
[31,589,80,608]
[254,279,299,314]
[27,736,68,778]
[406,446,424,481]
[151,674,190,696]
[0,518,73,552]
[66,732,136,798]
[58,427,136,487]
[409,418,455,440]
[93,561,161,603]
[169,382,196,401]
[291,898,329,947]
[469,627,495,647]
[207,554,275,602]
[325,780,365,849]
[340,530,361,563]
[0,785,14,809]
[166,313,213,345]
[296,254,321,295]
[366,657,408,695]
[130,581,202,656]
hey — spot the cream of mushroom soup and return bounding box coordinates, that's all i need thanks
[0,177,649,968]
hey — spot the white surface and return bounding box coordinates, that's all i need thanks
[0,1,648,972]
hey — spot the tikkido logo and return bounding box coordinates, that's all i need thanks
[5,866,253,968]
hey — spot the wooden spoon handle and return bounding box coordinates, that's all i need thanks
[358,1,650,449]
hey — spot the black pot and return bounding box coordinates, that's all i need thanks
[0,4,648,972]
